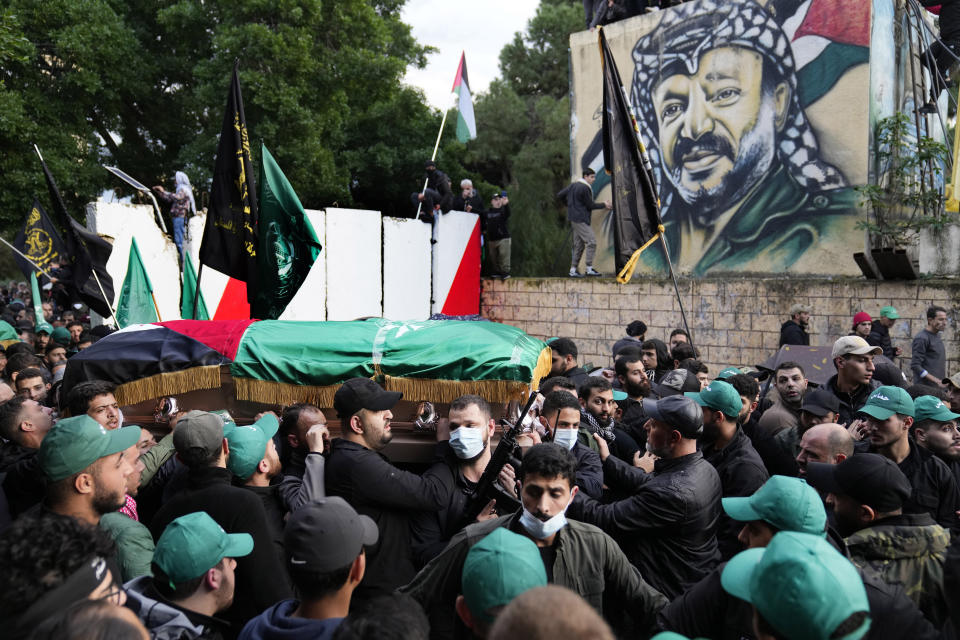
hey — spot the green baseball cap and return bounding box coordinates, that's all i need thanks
[612,389,628,401]
[51,326,71,347]
[721,532,871,640]
[879,306,899,320]
[226,413,280,480]
[462,528,547,623]
[723,476,826,535]
[652,634,708,640]
[685,380,741,420]
[857,385,915,420]
[153,512,253,585]
[716,367,742,380]
[35,322,54,335]
[38,415,140,482]
[914,396,960,423]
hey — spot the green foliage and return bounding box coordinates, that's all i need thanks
[454,0,583,276]
[856,112,952,247]
[0,0,432,232]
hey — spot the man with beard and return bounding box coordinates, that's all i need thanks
[278,402,328,478]
[911,396,960,489]
[37,415,139,527]
[402,444,667,638]
[410,395,503,567]
[825,337,882,425]
[856,386,960,531]
[99,439,155,581]
[568,395,722,599]
[779,304,812,347]
[325,378,448,603]
[912,306,949,387]
[14,366,51,406]
[807,454,949,627]
[795,423,854,477]
[686,380,768,558]
[547,338,589,388]
[630,0,856,275]
[578,377,640,463]
[758,388,839,477]
[640,338,671,385]
[227,413,329,568]
[614,351,651,445]
[757,362,807,435]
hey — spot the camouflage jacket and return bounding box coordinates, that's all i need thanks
[845,512,949,627]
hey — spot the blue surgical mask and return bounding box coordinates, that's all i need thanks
[449,427,485,459]
[520,506,569,539]
[553,427,578,450]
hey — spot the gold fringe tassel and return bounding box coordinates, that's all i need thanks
[532,346,552,392]
[234,378,342,407]
[617,224,664,284]
[384,376,535,404]
[114,365,224,407]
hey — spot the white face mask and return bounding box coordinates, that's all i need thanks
[553,427,578,450]
[449,426,485,459]
[520,505,569,539]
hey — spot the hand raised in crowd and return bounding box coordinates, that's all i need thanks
[634,450,656,472]
[498,463,519,499]
[476,499,497,523]
[305,423,330,454]
[593,432,610,461]
[847,418,868,441]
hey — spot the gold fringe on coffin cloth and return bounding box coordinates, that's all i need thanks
[113,365,224,407]
[234,378,341,407]
[234,346,554,406]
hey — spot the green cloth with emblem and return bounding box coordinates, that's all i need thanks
[231,318,551,405]
[251,144,322,320]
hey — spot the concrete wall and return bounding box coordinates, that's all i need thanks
[481,276,960,378]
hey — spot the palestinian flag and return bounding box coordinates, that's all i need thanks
[452,52,476,143]
[63,319,551,407]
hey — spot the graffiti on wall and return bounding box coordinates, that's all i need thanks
[570,0,871,275]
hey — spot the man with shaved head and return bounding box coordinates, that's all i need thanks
[795,423,854,477]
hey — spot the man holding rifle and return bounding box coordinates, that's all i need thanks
[401,443,667,638]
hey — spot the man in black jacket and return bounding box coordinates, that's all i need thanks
[778,303,811,347]
[452,179,485,214]
[149,410,291,628]
[411,160,453,222]
[547,338,589,388]
[556,168,610,277]
[825,336,882,426]
[567,395,722,598]
[535,391,603,499]
[482,192,511,279]
[687,381,769,559]
[325,378,448,602]
[614,350,651,447]
[867,306,902,359]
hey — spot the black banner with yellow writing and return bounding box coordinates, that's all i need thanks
[199,61,259,301]
[14,199,67,278]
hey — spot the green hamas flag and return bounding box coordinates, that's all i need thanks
[182,254,210,321]
[116,238,158,327]
[252,145,322,319]
[30,272,43,326]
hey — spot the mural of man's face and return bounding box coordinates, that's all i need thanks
[652,46,788,215]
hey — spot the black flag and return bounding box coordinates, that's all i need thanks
[199,60,259,302]
[38,153,115,317]
[598,28,663,282]
[13,199,68,278]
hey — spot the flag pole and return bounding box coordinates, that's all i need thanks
[414,106,451,220]
[192,261,203,320]
[151,292,163,321]
[0,236,54,278]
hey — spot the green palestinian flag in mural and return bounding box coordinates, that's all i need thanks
[251,145,322,319]
[116,238,158,327]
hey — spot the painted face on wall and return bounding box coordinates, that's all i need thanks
[652,46,787,216]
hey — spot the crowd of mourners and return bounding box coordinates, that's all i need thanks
[1,294,960,640]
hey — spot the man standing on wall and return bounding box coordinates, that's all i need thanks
[557,168,611,278]
[912,305,948,387]
[779,304,811,347]
[869,306,902,359]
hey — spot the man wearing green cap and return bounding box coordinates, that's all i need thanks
[686,380,769,559]
[455,528,547,638]
[38,414,140,526]
[32,322,52,357]
[912,395,960,488]
[858,386,960,530]
[721,531,872,640]
[150,410,291,627]
[126,511,252,639]
[867,306,902,360]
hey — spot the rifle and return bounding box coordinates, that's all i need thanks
[460,390,539,525]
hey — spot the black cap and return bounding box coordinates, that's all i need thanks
[424,159,436,168]
[805,453,911,512]
[799,389,841,417]
[333,378,402,418]
[652,368,701,398]
[626,320,647,337]
[285,497,379,572]
[642,395,703,438]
